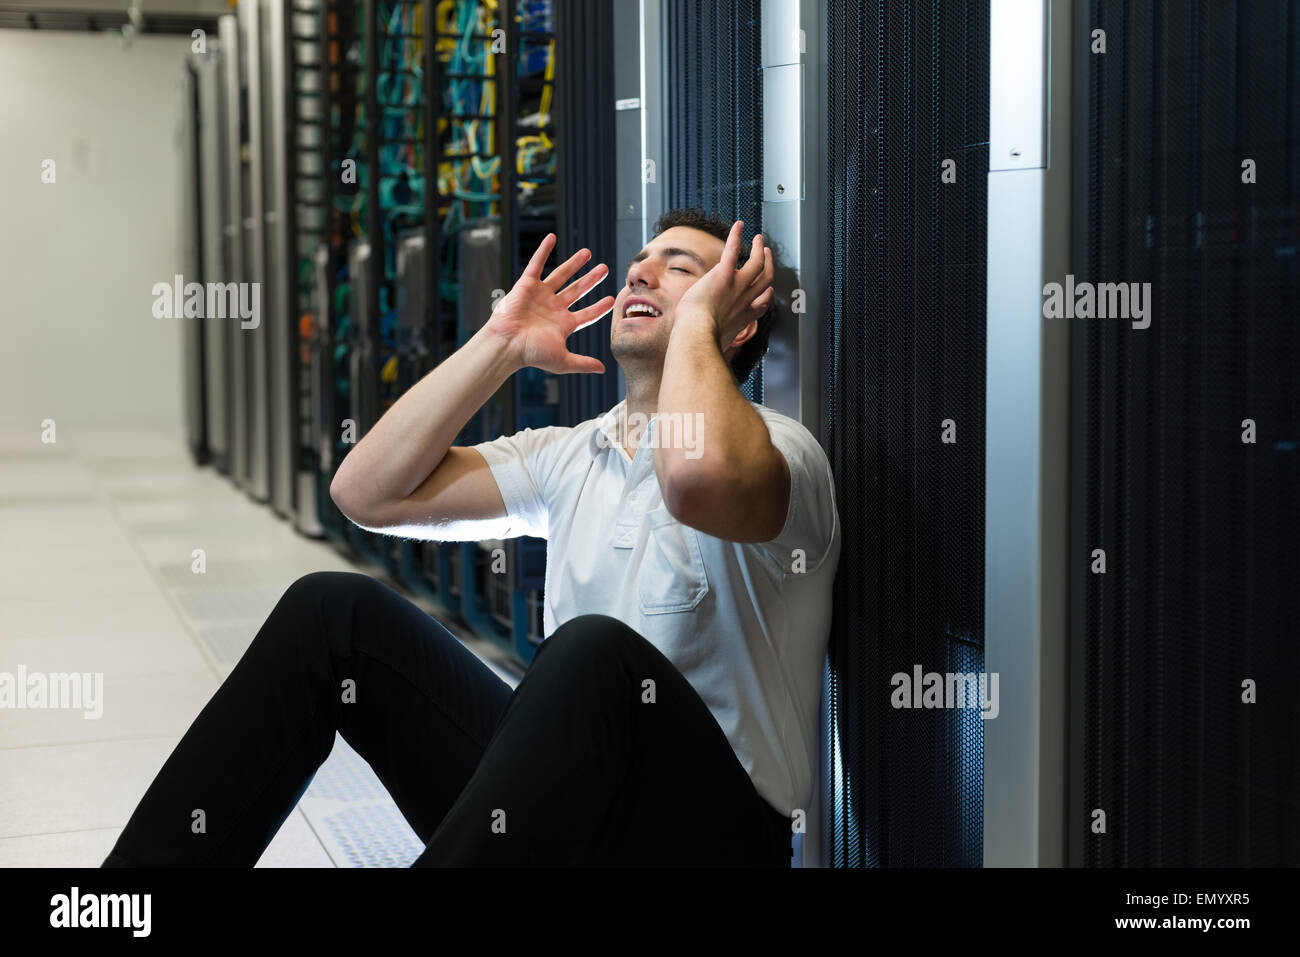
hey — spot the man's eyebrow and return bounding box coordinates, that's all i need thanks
[628,247,707,268]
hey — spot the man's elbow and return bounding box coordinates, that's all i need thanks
[329,472,368,526]
[662,460,736,530]
[662,455,787,542]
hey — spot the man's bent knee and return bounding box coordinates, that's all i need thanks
[280,570,377,604]
[256,571,382,657]
[528,615,659,681]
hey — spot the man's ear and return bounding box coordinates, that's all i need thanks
[722,318,758,361]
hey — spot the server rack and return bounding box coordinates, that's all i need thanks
[180,1,571,665]
[832,0,991,869]
[662,0,765,402]
[407,0,449,606]
[317,0,362,542]
[1068,0,1299,867]
[456,221,510,638]
[346,237,380,442]
[288,0,327,538]
[263,0,298,519]
[196,48,233,475]
[179,60,209,465]
[396,0,560,660]
[337,3,385,565]
[308,0,414,576]
[553,0,619,429]
[241,0,272,502]
[435,1,504,623]
[367,0,429,580]
[380,2,439,593]
[479,0,559,662]
[189,0,569,665]
[390,228,433,589]
[220,13,249,485]
[526,0,618,675]
[406,0,492,631]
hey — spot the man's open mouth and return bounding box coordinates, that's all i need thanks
[623,301,663,320]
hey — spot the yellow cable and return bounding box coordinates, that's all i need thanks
[413,3,422,65]
[539,38,554,123]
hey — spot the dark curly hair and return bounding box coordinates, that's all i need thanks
[651,207,774,387]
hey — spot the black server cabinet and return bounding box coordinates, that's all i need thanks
[820,0,991,867]
[553,0,619,426]
[1069,0,1299,867]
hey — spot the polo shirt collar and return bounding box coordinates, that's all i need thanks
[588,399,659,458]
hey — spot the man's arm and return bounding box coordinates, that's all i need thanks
[655,311,789,543]
[330,234,613,539]
[328,327,518,538]
[654,223,787,543]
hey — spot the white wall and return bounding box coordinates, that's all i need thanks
[0,30,192,427]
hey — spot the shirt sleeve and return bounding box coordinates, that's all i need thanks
[470,425,572,540]
[755,410,841,576]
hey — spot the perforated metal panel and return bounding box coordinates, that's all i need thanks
[1069,0,1300,866]
[662,0,765,401]
[821,0,990,867]
[554,0,621,426]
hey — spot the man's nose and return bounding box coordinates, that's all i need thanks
[626,260,656,289]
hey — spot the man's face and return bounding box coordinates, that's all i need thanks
[610,226,726,374]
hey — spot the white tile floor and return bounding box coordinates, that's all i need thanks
[0,422,522,867]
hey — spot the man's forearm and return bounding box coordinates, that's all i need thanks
[654,307,778,512]
[330,325,520,512]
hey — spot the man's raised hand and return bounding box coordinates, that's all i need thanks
[481,233,615,375]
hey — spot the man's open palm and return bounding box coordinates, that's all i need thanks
[483,233,614,375]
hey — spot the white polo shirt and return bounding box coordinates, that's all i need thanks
[471,398,840,817]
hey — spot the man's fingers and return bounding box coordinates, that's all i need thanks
[741,246,774,300]
[570,295,616,332]
[719,220,744,273]
[544,247,592,290]
[557,262,609,307]
[739,233,768,287]
[523,233,557,279]
[750,285,776,313]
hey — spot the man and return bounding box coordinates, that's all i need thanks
[103,208,840,868]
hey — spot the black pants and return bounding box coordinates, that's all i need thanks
[101,571,792,867]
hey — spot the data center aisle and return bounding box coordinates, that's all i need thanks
[0,422,521,867]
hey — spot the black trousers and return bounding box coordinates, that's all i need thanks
[101,571,792,867]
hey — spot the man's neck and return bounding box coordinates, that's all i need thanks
[621,374,660,458]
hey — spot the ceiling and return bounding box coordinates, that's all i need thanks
[0,1,229,33]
